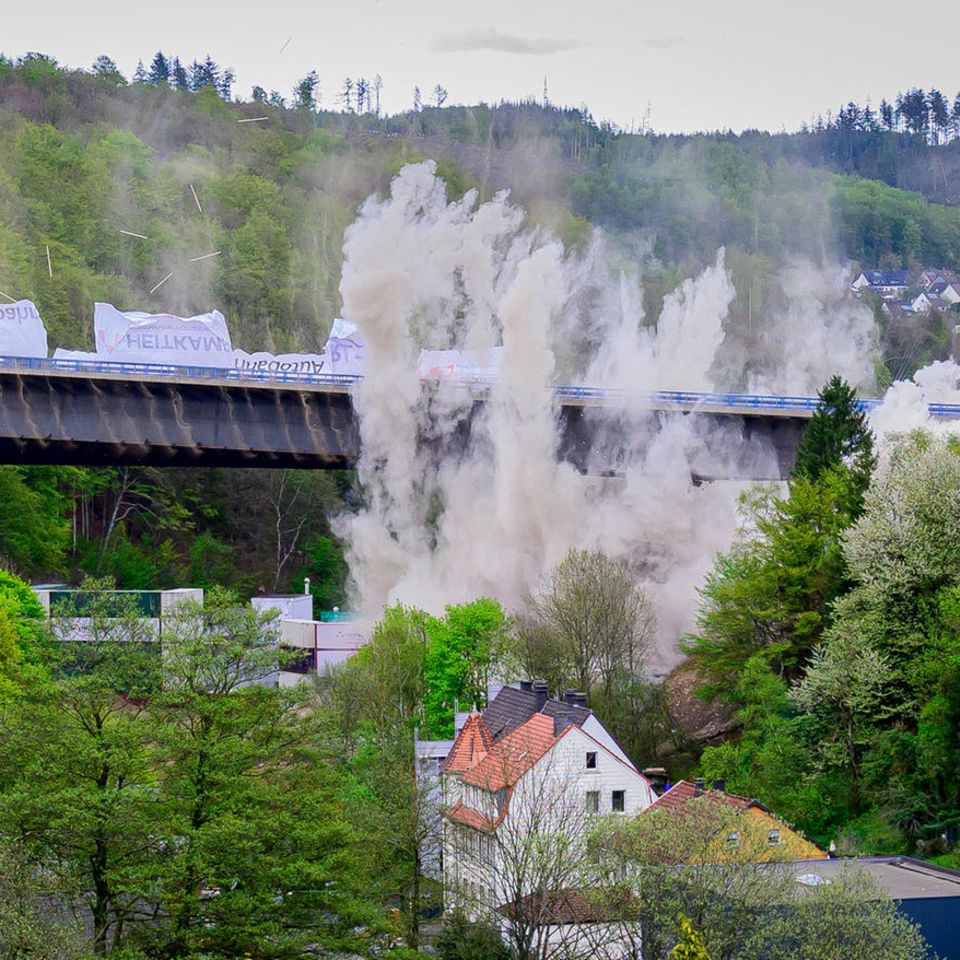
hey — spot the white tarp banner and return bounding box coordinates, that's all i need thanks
[232,350,328,375]
[0,300,48,358]
[417,346,502,381]
[93,302,233,367]
[323,318,365,376]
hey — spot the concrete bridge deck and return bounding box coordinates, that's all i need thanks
[0,356,940,479]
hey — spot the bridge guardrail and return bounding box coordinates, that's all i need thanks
[2,354,960,419]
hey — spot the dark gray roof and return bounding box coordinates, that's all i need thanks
[482,686,591,740]
[781,857,960,900]
[863,269,909,286]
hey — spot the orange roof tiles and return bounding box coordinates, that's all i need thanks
[461,713,558,792]
[646,779,756,814]
[440,713,493,774]
[446,800,497,833]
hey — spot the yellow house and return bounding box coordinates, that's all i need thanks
[644,779,827,863]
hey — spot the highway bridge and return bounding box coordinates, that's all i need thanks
[0,356,938,480]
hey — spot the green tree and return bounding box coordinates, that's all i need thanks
[422,598,508,737]
[792,375,875,512]
[686,472,855,697]
[0,837,92,959]
[0,582,159,955]
[435,911,511,960]
[143,589,369,958]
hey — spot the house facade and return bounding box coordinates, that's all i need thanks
[441,686,655,921]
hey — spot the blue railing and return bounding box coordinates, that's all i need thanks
[1,354,959,419]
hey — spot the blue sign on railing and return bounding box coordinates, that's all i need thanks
[1,355,958,420]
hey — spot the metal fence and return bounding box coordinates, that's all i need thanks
[2,354,960,419]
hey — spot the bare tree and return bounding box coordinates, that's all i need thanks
[373,74,383,116]
[526,549,655,698]
[433,83,448,107]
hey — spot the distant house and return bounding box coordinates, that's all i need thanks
[643,778,827,863]
[929,277,960,306]
[850,269,910,298]
[440,684,655,920]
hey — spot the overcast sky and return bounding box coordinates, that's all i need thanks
[5,0,960,134]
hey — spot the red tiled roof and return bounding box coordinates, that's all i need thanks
[446,800,497,833]
[461,714,557,791]
[496,888,638,924]
[441,713,492,774]
[645,780,756,814]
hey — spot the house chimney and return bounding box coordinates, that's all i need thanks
[553,711,578,735]
[712,779,726,793]
[563,689,577,705]
[694,777,705,797]
[571,691,588,709]
[519,680,533,693]
[533,680,548,711]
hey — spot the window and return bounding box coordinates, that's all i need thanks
[768,829,782,847]
[586,791,600,813]
[586,751,597,770]
[612,790,625,812]
[726,831,740,848]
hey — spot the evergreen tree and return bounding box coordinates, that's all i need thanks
[170,56,189,91]
[251,84,267,103]
[148,50,169,86]
[90,55,123,82]
[792,374,875,509]
[293,70,319,111]
[413,85,422,111]
[219,66,235,99]
[132,59,148,84]
[356,77,369,114]
[879,98,893,130]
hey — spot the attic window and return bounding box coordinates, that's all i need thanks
[726,831,740,848]
[586,752,597,770]
[768,829,782,847]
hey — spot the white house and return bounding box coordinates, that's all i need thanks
[441,686,655,930]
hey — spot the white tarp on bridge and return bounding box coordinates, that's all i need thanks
[417,346,502,381]
[93,303,234,367]
[0,300,48,358]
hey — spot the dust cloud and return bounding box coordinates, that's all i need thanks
[335,162,881,672]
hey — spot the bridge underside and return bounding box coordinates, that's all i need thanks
[0,372,803,480]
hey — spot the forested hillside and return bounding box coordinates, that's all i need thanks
[1,50,960,604]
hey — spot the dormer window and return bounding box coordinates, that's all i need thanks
[768,829,782,846]
[726,831,740,848]
[586,752,597,770]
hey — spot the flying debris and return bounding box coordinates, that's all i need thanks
[0,289,16,303]
[189,183,202,213]
[279,36,292,53]
[45,246,52,278]
[236,117,269,123]
[189,251,221,262]
[149,272,173,294]
[119,229,148,240]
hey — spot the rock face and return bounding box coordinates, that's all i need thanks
[663,660,738,747]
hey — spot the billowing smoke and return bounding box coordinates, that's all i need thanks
[869,359,960,441]
[336,162,879,673]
